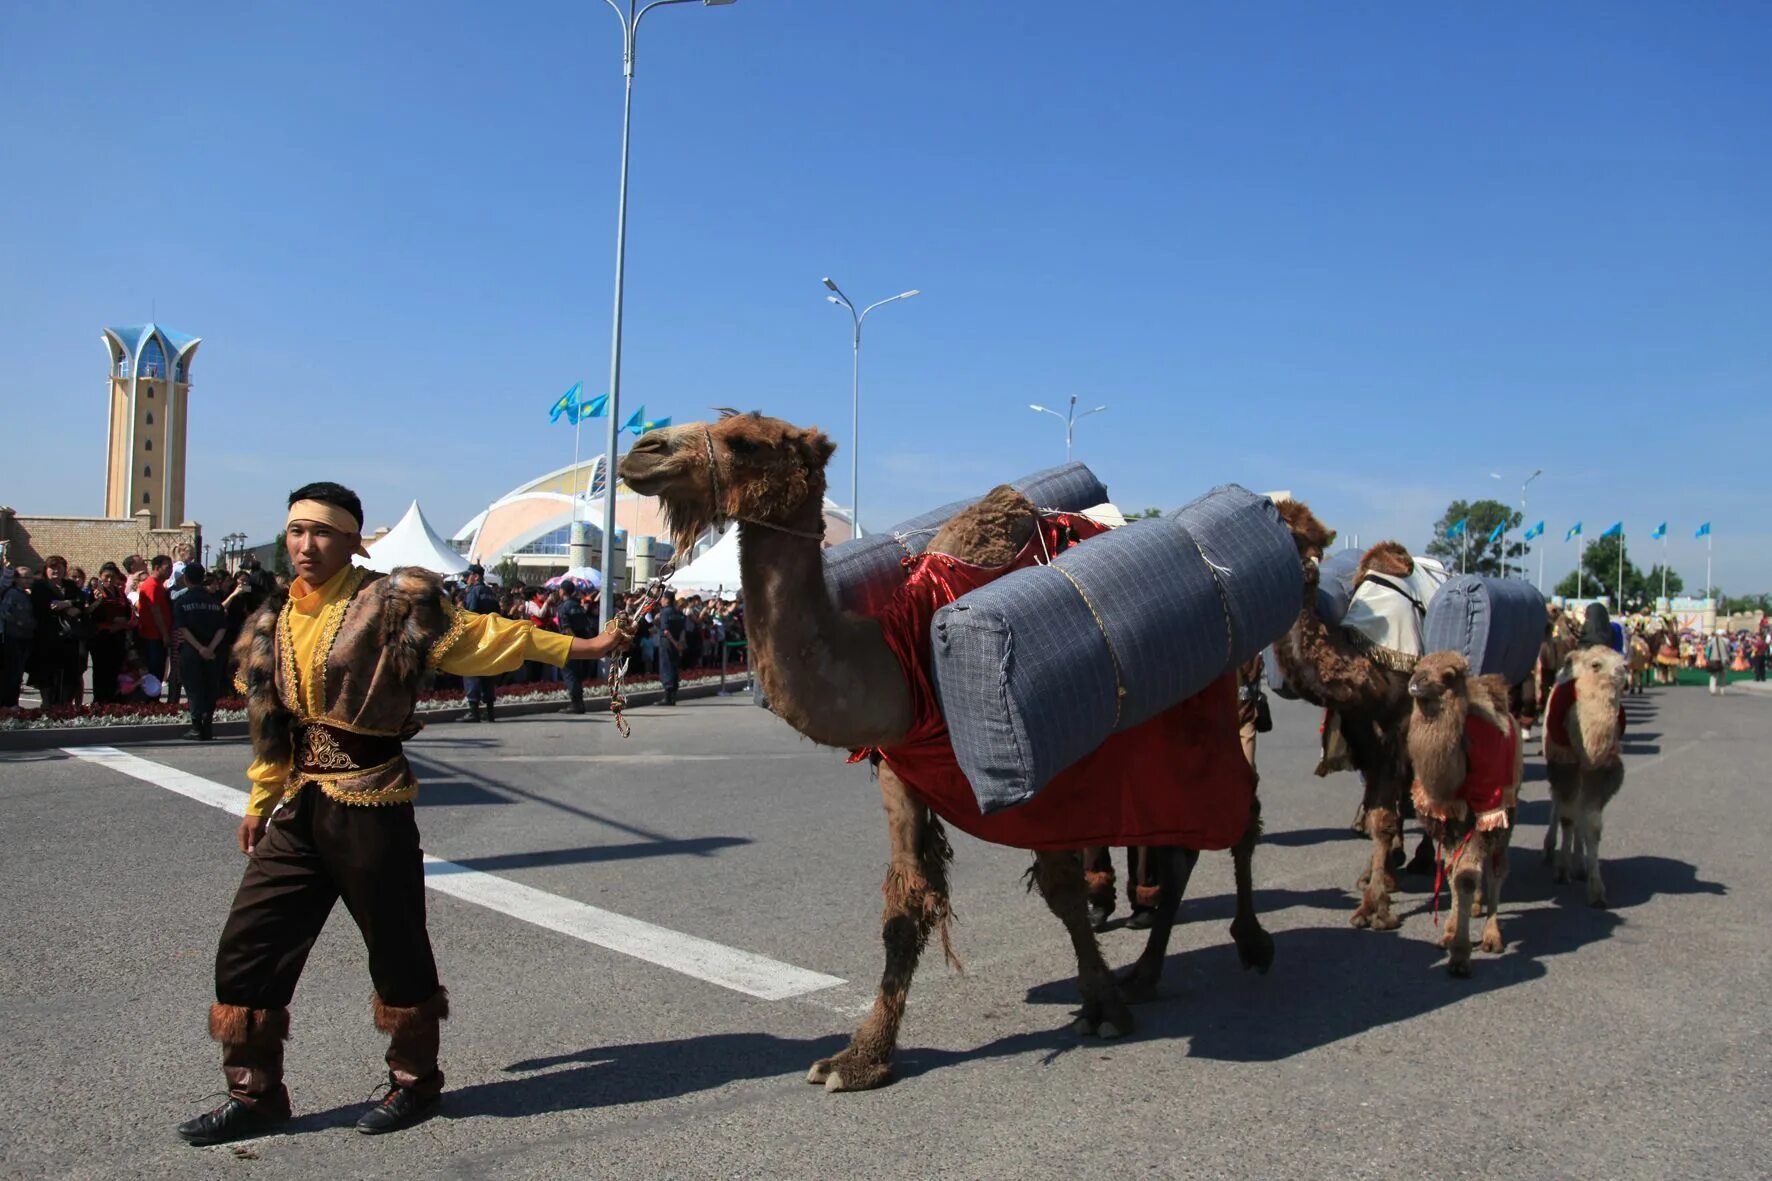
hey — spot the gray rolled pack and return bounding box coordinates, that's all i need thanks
[930,484,1302,814]
[821,462,1111,619]
[1422,574,1546,687]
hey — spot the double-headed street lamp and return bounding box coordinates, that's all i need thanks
[1029,395,1108,461]
[596,0,736,625]
[822,278,920,539]
[1489,467,1544,582]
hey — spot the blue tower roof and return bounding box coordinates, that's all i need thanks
[104,322,202,363]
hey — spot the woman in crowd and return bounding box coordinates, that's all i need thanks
[89,562,135,703]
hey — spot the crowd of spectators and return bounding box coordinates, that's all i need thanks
[0,543,282,733]
[1,543,751,730]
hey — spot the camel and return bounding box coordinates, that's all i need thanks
[1406,652,1521,977]
[1543,645,1628,907]
[1627,631,1653,695]
[1270,504,1421,931]
[618,411,1270,1092]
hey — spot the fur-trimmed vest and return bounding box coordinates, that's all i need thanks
[233,566,468,806]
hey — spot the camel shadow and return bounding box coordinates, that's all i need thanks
[431,835,752,873]
[1498,854,1725,912]
[285,1032,852,1128]
[1262,827,1360,849]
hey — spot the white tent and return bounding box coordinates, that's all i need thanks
[667,524,741,598]
[356,500,471,577]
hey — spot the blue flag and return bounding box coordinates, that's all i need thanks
[548,382,581,423]
[1447,517,1468,539]
[1695,521,1711,539]
[1524,521,1544,541]
[1565,522,1583,541]
[1486,521,1506,545]
[1599,522,1623,539]
[1650,521,1666,540]
[568,391,610,424]
[619,405,645,435]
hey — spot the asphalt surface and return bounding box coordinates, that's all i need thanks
[1,685,1766,1180]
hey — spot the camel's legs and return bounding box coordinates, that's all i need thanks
[1227,796,1275,972]
[1542,795,1562,866]
[808,764,953,1093]
[1579,805,1607,908]
[1556,810,1576,884]
[1351,805,1403,930]
[1119,847,1197,1003]
[1443,835,1482,977]
[1481,839,1508,953]
[1032,850,1134,1038]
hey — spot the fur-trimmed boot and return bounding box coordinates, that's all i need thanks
[358,988,448,1135]
[176,1004,292,1145]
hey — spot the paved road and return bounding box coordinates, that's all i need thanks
[1,686,1766,1179]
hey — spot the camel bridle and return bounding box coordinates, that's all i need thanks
[703,425,826,543]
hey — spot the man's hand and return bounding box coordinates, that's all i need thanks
[237,814,269,855]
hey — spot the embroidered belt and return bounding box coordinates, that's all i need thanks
[295,723,404,778]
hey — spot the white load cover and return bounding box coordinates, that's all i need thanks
[1341,556,1450,659]
[356,500,471,577]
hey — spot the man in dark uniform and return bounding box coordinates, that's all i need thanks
[173,562,228,741]
[656,589,686,706]
[555,578,597,714]
[459,564,500,722]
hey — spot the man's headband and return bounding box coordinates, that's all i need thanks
[285,500,371,558]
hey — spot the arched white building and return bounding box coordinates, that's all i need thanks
[453,455,854,582]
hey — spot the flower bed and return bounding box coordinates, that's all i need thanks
[0,668,744,731]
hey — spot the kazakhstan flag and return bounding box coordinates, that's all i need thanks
[549,382,581,424]
[1565,522,1583,541]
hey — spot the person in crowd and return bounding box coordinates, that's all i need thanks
[656,589,686,705]
[1752,629,1768,684]
[0,565,36,708]
[457,564,500,721]
[28,555,83,707]
[176,481,630,1147]
[1704,628,1731,696]
[173,562,228,740]
[138,554,175,686]
[89,562,135,704]
[554,578,597,714]
[220,570,260,687]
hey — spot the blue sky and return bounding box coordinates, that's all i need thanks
[2,2,1767,591]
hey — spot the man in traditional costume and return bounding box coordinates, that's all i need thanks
[177,483,631,1146]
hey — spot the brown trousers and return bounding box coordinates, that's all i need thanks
[211,782,446,1104]
[215,782,439,1010]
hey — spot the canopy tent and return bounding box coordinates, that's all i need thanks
[356,500,471,577]
[667,525,741,599]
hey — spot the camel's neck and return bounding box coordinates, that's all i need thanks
[737,510,912,749]
[1273,585,1398,712]
[1407,702,1468,799]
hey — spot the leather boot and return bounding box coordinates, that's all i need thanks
[358,988,448,1135]
[177,1004,291,1145]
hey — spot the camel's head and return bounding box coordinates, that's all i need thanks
[618,410,837,554]
[1407,651,1470,714]
[1573,646,1630,695]
[1275,499,1336,585]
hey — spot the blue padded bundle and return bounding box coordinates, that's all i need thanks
[1422,575,1547,687]
[930,484,1301,814]
[821,462,1110,618]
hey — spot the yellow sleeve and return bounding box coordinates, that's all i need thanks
[435,607,574,677]
[245,758,291,818]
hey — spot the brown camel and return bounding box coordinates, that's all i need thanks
[1406,652,1521,977]
[1270,503,1422,931]
[1543,645,1628,907]
[618,411,1269,1092]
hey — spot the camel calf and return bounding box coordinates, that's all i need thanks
[1543,646,1629,907]
[1406,652,1522,977]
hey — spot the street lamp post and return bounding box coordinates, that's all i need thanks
[1029,395,1109,461]
[822,278,920,539]
[595,0,737,625]
[1489,467,1543,581]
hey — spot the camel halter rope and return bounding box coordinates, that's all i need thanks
[604,426,823,737]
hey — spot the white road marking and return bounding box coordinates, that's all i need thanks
[61,746,845,1002]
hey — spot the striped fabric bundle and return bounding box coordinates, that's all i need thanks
[1422,575,1547,687]
[931,484,1301,814]
[821,462,1111,619]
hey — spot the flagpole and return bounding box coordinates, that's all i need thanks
[1617,531,1625,612]
[1538,537,1544,592]
[571,408,583,526]
[1660,532,1667,603]
[1577,535,1584,600]
[1706,530,1713,601]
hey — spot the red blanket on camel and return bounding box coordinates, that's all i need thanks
[851,513,1254,852]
